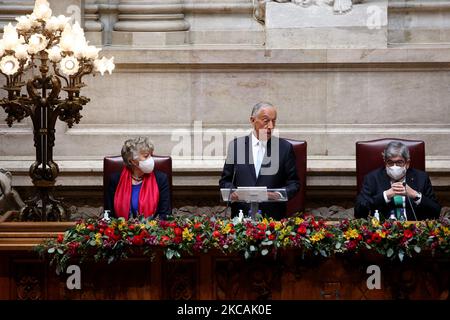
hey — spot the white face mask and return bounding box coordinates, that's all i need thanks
[138,156,155,174]
[386,165,406,181]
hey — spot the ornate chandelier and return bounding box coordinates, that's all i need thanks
[0,0,115,221]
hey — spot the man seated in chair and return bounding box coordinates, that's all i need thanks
[105,137,171,219]
[355,141,441,220]
[219,102,300,220]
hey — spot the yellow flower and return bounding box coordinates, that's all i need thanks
[75,223,86,232]
[378,231,386,239]
[294,217,304,225]
[140,223,146,229]
[274,221,282,231]
[221,223,232,235]
[95,232,102,245]
[310,231,325,243]
[283,237,290,246]
[442,226,450,236]
[182,228,194,241]
[148,220,157,227]
[262,218,269,225]
[371,218,380,228]
[344,229,359,240]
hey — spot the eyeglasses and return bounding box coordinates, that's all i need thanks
[385,160,406,167]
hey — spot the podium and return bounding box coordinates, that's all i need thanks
[221,187,287,218]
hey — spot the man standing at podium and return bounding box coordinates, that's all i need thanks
[219,102,300,220]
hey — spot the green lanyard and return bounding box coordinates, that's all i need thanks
[393,195,406,220]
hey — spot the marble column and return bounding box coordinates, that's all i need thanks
[113,0,190,46]
[84,0,103,45]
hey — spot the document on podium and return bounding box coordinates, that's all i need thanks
[220,187,287,203]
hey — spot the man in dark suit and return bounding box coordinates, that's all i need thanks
[355,141,441,220]
[219,102,300,220]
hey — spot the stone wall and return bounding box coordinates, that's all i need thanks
[0,1,449,207]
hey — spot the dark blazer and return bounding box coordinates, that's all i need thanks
[219,135,300,220]
[105,170,171,219]
[355,167,441,220]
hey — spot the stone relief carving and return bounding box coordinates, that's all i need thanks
[0,169,25,214]
[254,0,364,23]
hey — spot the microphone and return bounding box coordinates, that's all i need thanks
[402,181,418,221]
[225,167,236,216]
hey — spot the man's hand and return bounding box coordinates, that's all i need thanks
[405,184,419,199]
[385,182,406,200]
[267,191,281,200]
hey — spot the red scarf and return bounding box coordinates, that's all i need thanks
[114,167,160,219]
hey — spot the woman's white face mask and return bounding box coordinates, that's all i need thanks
[138,156,155,174]
[386,165,406,181]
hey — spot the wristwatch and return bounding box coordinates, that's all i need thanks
[413,192,422,202]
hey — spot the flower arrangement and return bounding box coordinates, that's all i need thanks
[36,214,450,274]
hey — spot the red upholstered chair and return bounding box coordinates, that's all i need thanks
[285,139,307,216]
[356,138,425,194]
[103,155,173,209]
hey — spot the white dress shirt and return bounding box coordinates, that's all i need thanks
[251,132,266,177]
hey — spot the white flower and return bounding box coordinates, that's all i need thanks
[59,56,79,76]
[2,23,21,50]
[15,15,32,31]
[94,56,115,76]
[14,44,29,60]
[46,46,62,63]
[27,33,48,54]
[0,55,20,75]
[33,0,52,21]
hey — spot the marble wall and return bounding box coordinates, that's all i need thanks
[1,0,450,194]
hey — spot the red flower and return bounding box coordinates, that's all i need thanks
[129,225,135,231]
[297,225,307,235]
[257,223,267,231]
[174,227,183,237]
[404,229,414,239]
[212,231,221,238]
[371,232,382,243]
[131,235,144,246]
[86,224,95,231]
[57,234,64,243]
[104,227,115,238]
[194,222,202,230]
[268,234,276,241]
[174,236,182,244]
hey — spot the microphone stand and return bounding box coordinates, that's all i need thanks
[225,168,236,217]
[403,181,418,221]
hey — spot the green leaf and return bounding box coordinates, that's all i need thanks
[398,251,404,262]
[414,246,421,254]
[319,250,327,257]
[335,242,341,250]
[250,245,256,252]
[47,247,55,254]
[89,240,96,246]
[166,250,174,259]
[386,248,394,258]
[261,249,269,256]
[57,248,64,255]
[244,251,250,259]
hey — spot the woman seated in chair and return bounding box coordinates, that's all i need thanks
[106,137,171,219]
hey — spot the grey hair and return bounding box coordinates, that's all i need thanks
[251,101,275,117]
[382,141,410,161]
[121,137,154,167]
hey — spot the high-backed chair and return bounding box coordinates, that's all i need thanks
[103,155,173,210]
[285,139,307,216]
[355,138,425,194]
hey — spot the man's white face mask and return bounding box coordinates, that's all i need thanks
[386,165,406,181]
[139,156,155,174]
